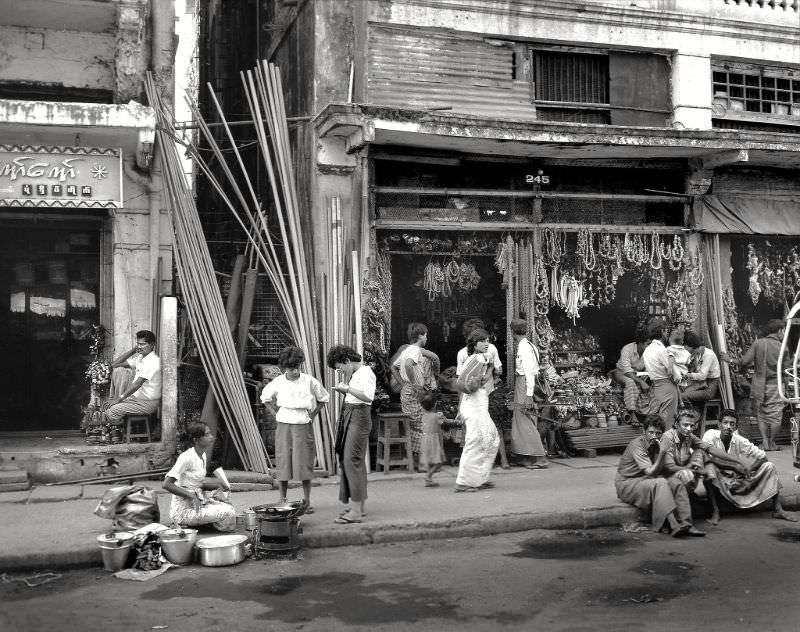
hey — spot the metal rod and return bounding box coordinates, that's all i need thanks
[373,219,690,234]
[42,467,171,486]
[173,115,312,130]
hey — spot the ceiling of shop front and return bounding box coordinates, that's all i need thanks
[371,127,800,170]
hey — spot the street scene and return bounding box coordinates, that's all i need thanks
[3,0,800,630]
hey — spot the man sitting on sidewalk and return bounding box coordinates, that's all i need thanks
[702,408,797,525]
[615,414,702,537]
[105,329,162,425]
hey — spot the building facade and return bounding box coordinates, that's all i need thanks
[0,0,179,482]
[204,1,800,448]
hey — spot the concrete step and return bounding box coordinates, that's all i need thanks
[0,468,28,484]
[0,467,31,492]
[0,481,31,492]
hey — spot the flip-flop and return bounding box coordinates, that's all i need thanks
[338,510,367,518]
[304,506,315,514]
[525,464,548,470]
[334,515,362,524]
[454,485,478,493]
[478,481,495,489]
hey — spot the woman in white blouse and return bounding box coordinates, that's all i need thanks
[327,344,376,524]
[261,346,329,510]
[163,422,236,531]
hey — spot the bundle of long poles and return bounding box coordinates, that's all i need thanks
[703,234,734,409]
[145,75,271,472]
[168,62,335,472]
[321,197,358,453]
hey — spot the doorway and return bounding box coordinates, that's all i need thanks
[0,218,101,431]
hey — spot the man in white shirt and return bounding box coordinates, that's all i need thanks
[642,318,680,425]
[510,318,548,469]
[681,330,720,405]
[105,330,162,425]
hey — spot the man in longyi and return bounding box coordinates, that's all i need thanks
[615,414,697,537]
[641,318,681,425]
[609,335,650,418]
[702,409,797,525]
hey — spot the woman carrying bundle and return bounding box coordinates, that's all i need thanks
[453,328,500,492]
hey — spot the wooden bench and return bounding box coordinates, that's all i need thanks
[565,425,640,457]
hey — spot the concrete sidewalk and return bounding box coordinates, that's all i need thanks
[2,450,799,572]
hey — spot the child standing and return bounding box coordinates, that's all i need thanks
[419,392,451,487]
[260,346,329,511]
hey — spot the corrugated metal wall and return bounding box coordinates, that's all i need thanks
[366,25,537,121]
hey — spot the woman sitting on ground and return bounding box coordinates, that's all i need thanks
[163,422,236,531]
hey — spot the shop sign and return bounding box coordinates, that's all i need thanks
[0,145,122,209]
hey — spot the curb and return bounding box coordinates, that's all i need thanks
[4,495,797,573]
[0,505,639,573]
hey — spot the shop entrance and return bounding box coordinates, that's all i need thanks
[0,218,101,431]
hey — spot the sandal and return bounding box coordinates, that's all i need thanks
[454,485,478,493]
[334,514,362,524]
[478,481,495,489]
[424,480,440,487]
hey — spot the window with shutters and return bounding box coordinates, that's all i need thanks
[530,48,671,127]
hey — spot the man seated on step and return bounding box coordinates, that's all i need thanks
[105,329,162,426]
[701,408,797,525]
[615,414,700,538]
[657,406,742,533]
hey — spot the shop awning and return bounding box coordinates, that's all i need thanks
[691,195,800,235]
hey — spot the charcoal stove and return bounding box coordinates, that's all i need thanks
[250,501,306,554]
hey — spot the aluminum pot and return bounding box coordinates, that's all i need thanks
[195,534,248,567]
[159,528,198,565]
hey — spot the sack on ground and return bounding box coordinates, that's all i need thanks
[94,485,160,530]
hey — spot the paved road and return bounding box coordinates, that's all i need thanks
[2,515,798,632]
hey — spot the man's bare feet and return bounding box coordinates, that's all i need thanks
[774,509,799,522]
[708,514,720,526]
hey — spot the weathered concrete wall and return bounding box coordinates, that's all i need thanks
[0,25,115,91]
[363,0,800,131]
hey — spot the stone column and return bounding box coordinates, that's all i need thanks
[671,53,712,130]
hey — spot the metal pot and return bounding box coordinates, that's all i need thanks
[159,528,198,565]
[195,534,248,567]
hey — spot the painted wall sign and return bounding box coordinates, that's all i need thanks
[0,145,122,208]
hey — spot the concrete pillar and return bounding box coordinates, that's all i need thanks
[671,53,712,130]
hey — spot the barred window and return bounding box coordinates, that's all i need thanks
[530,48,670,127]
[532,50,610,123]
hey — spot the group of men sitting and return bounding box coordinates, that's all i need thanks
[610,324,720,420]
[615,406,796,537]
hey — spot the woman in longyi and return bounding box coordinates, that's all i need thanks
[453,328,500,492]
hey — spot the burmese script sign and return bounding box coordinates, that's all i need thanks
[0,145,122,208]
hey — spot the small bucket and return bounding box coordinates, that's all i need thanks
[235,513,245,528]
[244,510,258,530]
[597,413,607,428]
[97,532,135,572]
[607,415,619,428]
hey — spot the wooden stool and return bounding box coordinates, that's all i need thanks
[699,399,723,436]
[375,412,414,474]
[125,414,153,443]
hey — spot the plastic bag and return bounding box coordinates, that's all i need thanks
[94,485,160,531]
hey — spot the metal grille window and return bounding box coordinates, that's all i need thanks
[532,50,610,123]
[712,64,800,122]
